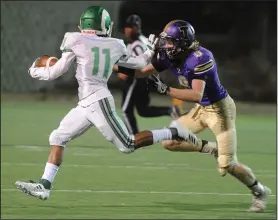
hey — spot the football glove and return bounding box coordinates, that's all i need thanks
[148,74,170,95]
[28,57,40,77]
[146,34,159,51]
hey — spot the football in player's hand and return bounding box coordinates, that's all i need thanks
[35,55,58,67]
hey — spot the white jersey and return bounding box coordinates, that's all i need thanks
[61,32,126,104]
[28,32,154,106]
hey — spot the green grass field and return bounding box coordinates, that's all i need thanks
[1,99,277,219]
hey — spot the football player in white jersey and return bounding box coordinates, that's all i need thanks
[14,6,200,201]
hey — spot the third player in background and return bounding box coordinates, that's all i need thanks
[118,14,183,135]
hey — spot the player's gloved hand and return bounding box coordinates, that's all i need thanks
[146,34,159,51]
[28,58,40,77]
[148,74,170,95]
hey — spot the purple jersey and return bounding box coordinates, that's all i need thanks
[151,46,228,106]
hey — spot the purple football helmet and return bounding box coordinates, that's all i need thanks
[158,20,195,59]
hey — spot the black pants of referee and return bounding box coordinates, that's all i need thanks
[121,78,171,135]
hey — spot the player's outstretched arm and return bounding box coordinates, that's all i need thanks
[117,49,154,70]
[28,52,75,81]
[114,34,158,71]
[134,64,159,78]
[149,75,205,103]
[113,63,158,79]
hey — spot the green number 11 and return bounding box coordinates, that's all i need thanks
[91,47,111,79]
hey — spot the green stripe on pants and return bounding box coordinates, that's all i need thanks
[99,98,135,149]
[104,98,135,147]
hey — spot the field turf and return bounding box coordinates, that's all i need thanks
[1,99,276,219]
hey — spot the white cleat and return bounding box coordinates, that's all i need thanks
[248,186,272,212]
[170,120,198,146]
[15,181,50,201]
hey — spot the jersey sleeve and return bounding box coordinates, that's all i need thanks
[60,32,78,53]
[117,39,129,57]
[151,53,168,73]
[28,33,76,81]
[189,50,214,81]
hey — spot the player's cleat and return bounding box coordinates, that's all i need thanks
[248,185,271,212]
[171,105,182,119]
[169,120,198,145]
[15,180,50,201]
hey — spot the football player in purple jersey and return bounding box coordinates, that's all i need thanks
[139,20,271,212]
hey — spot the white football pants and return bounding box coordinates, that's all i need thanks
[49,96,135,153]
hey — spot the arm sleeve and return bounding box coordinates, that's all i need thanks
[117,66,135,77]
[116,40,154,69]
[29,33,76,81]
[151,53,167,73]
[117,51,154,69]
[29,52,75,80]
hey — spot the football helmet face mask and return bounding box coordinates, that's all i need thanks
[78,6,113,37]
[158,20,195,60]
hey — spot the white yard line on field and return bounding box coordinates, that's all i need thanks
[1,188,276,197]
[1,162,169,170]
[1,162,276,178]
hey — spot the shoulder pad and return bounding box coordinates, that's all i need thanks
[115,39,126,48]
[188,49,214,74]
[60,32,79,52]
[193,50,203,58]
[188,50,214,72]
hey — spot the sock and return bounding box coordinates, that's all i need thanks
[248,180,265,195]
[199,140,208,152]
[40,162,59,189]
[199,140,218,155]
[151,129,172,144]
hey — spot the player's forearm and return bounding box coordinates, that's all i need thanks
[118,50,154,69]
[168,87,202,103]
[134,63,158,78]
[29,52,75,81]
[118,56,148,69]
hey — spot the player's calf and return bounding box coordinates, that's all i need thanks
[116,120,199,153]
[20,129,72,194]
[217,155,271,212]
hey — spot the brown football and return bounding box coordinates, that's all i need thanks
[35,55,58,67]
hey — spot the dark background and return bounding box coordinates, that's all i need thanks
[1,0,277,103]
[118,0,277,103]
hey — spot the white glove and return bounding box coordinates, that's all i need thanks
[28,57,40,77]
[146,34,159,50]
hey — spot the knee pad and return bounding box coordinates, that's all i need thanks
[49,129,68,147]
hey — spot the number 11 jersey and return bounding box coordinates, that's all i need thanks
[60,32,127,104]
